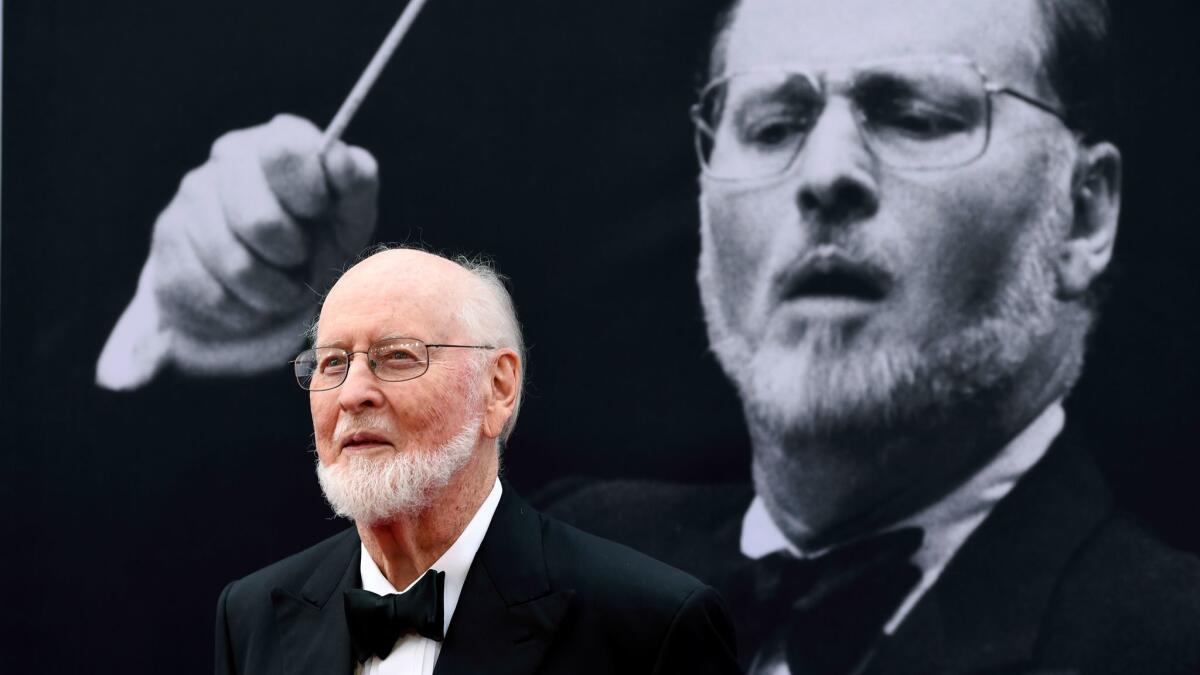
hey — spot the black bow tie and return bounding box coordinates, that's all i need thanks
[720,527,924,675]
[344,569,446,663]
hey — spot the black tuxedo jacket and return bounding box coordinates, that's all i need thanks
[215,484,740,675]
[544,440,1200,674]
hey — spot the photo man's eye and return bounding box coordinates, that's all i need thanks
[742,116,807,147]
[856,75,978,139]
[871,100,970,137]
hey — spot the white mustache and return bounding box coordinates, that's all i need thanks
[333,410,395,444]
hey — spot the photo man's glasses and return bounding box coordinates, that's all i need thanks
[691,54,1068,181]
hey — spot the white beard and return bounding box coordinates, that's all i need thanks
[698,182,1071,444]
[315,411,483,525]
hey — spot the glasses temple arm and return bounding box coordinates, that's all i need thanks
[992,85,1070,125]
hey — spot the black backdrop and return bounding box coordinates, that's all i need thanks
[3,1,1199,671]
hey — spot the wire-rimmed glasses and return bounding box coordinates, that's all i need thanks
[293,337,494,391]
[691,54,1067,181]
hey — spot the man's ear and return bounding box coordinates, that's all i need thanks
[1057,141,1122,298]
[481,349,520,441]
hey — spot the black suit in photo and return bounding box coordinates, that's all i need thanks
[215,483,740,675]
[544,438,1200,674]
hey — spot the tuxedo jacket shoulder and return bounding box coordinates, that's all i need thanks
[215,482,739,675]
[537,477,754,585]
[543,442,1200,674]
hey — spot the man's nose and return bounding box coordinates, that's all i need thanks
[792,98,880,227]
[337,353,385,412]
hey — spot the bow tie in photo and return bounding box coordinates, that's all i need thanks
[344,568,446,663]
[722,527,924,675]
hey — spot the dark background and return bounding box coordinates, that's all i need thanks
[3,0,1198,670]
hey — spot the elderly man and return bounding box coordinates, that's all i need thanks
[214,247,739,674]
[548,0,1200,673]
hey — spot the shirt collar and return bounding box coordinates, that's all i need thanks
[360,477,503,637]
[739,402,1065,632]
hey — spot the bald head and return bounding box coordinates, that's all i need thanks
[318,248,477,345]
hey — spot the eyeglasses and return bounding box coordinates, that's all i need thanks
[293,337,495,391]
[691,54,1067,181]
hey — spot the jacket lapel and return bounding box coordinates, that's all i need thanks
[272,528,361,675]
[435,482,574,675]
[869,437,1112,674]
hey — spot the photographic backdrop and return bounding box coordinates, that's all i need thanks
[3,0,1199,671]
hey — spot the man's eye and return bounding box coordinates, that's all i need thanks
[884,109,965,136]
[865,95,973,138]
[377,348,422,368]
[319,356,346,373]
[739,115,807,148]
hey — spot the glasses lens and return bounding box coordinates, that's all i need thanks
[369,338,430,382]
[850,59,988,169]
[696,71,821,181]
[694,58,991,179]
[294,347,349,391]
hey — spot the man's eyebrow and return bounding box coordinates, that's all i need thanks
[851,71,919,98]
[379,333,423,342]
[314,334,422,349]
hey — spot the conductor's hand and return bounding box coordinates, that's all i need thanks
[96,114,379,390]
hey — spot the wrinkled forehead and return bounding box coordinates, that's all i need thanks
[316,253,468,344]
[724,0,1048,88]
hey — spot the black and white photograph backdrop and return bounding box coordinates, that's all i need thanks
[4,0,1200,671]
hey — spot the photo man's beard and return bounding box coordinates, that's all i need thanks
[698,188,1073,444]
[315,411,483,525]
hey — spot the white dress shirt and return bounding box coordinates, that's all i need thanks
[740,402,1066,636]
[356,478,503,675]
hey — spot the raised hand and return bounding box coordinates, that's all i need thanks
[96,114,379,390]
